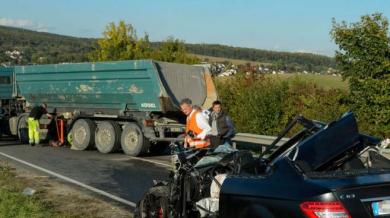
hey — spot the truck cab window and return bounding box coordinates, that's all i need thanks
[0,76,11,85]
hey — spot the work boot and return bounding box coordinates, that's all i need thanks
[29,140,35,147]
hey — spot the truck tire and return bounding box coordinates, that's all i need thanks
[139,186,170,218]
[17,115,29,144]
[121,123,150,156]
[95,121,121,154]
[71,119,96,150]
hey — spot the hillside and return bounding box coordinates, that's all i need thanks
[185,43,335,68]
[0,25,95,66]
[151,42,336,71]
[0,25,335,71]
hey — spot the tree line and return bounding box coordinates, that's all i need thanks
[182,43,336,69]
[87,21,199,64]
[0,24,334,70]
[0,25,93,65]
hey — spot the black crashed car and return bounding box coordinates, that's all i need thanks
[136,112,390,218]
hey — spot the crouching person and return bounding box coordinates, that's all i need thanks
[28,103,56,146]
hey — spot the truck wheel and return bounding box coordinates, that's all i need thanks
[149,142,169,154]
[95,121,122,154]
[121,123,149,156]
[17,116,29,144]
[139,186,170,218]
[71,119,96,150]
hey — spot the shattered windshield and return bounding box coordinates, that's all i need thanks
[195,143,237,168]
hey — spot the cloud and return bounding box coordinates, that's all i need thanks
[298,49,315,54]
[0,18,52,32]
[274,45,280,49]
[298,48,335,57]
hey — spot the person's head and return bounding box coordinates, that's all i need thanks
[180,98,193,116]
[42,103,47,109]
[212,100,222,114]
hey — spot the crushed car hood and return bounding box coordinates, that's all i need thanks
[269,112,374,171]
[294,112,360,171]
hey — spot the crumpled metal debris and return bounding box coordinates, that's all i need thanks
[380,138,390,152]
[196,198,219,218]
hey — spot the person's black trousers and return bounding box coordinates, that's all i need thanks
[210,135,227,149]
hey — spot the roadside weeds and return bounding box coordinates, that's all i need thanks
[0,160,133,218]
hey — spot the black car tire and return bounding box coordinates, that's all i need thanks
[95,121,121,154]
[17,115,29,144]
[121,123,149,156]
[71,119,96,150]
[139,186,170,218]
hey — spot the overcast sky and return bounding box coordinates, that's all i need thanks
[1,0,390,57]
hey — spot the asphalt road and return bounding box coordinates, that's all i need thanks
[0,136,172,210]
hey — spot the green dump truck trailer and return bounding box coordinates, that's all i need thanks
[0,60,217,156]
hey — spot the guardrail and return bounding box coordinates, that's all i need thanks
[230,133,288,152]
[231,133,390,156]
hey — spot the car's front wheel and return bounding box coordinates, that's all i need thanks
[139,186,170,218]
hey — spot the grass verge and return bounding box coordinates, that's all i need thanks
[0,162,132,218]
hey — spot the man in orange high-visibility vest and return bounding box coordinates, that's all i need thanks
[180,98,211,149]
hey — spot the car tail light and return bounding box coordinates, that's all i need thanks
[143,120,154,126]
[300,201,351,218]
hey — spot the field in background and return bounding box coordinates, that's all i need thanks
[191,54,274,66]
[193,53,347,91]
[216,74,349,91]
[277,74,349,91]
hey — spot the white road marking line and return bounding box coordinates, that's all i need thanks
[116,156,172,168]
[0,152,136,208]
[130,156,171,168]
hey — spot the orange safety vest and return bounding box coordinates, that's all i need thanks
[185,110,210,148]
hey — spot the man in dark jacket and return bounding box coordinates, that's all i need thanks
[28,103,56,146]
[208,101,235,149]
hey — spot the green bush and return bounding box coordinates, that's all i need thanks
[331,13,390,139]
[351,78,390,138]
[215,74,349,137]
[282,77,349,135]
